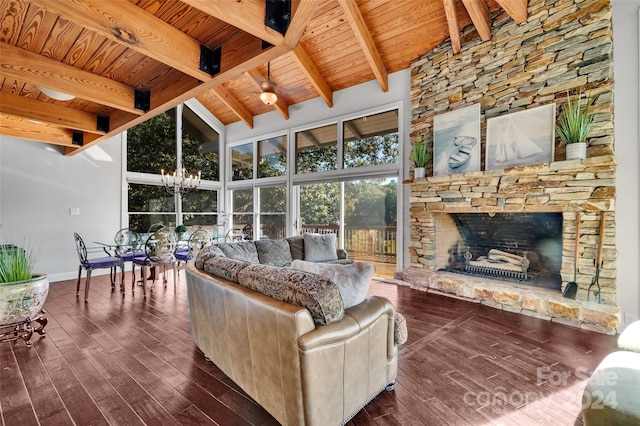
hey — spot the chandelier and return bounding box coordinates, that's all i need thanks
[161,168,201,194]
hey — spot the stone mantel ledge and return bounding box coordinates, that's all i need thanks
[405,155,616,213]
[406,155,617,185]
[395,268,621,335]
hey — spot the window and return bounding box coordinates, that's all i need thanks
[126,103,222,230]
[181,189,218,228]
[127,183,176,233]
[182,105,219,181]
[295,123,337,173]
[231,143,253,180]
[343,110,399,168]
[258,136,287,178]
[259,186,286,239]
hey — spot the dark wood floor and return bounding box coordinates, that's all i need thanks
[0,271,618,426]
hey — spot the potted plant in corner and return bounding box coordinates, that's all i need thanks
[411,139,431,180]
[556,90,597,160]
[0,243,48,346]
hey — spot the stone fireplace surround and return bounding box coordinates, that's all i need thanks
[399,0,618,334]
[396,156,620,334]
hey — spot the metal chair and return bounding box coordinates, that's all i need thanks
[131,228,177,296]
[74,233,124,301]
[174,228,212,272]
[114,228,144,263]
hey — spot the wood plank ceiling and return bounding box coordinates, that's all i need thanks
[0,0,528,156]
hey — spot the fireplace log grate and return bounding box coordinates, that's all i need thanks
[464,264,528,281]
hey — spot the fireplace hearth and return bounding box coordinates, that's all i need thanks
[436,212,562,290]
[400,156,619,333]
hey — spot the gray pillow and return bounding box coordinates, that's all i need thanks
[291,260,374,309]
[254,239,293,267]
[217,241,259,264]
[303,233,338,262]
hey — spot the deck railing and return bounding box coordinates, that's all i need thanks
[301,224,397,258]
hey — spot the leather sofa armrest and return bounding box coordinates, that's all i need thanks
[298,315,360,350]
[298,296,395,352]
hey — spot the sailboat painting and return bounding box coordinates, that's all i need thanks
[433,104,481,176]
[486,104,556,171]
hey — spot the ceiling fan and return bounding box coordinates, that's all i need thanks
[259,62,279,105]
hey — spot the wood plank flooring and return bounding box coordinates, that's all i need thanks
[0,272,618,425]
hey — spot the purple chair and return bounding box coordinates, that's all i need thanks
[74,233,124,301]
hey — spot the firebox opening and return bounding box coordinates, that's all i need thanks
[436,213,563,290]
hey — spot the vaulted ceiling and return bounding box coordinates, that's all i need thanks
[0,0,528,156]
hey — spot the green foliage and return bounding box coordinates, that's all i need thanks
[0,244,37,284]
[175,224,187,234]
[410,141,430,167]
[556,91,597,144]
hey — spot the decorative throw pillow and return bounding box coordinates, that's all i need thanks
[303,233,338,262]
[237,264,344,325]
[195,245,227,270]
[203,257,250,283]
[290,260,374,309]
[217,241,260,264]
[254,239,293,267]
[286,235,305,261]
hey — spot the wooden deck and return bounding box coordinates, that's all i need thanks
[0,272,617,425]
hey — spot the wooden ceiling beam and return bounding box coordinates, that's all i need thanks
[66,33,289,156]
[30,0,215,82]
[290,45,333,108]
[246,69,289,120]
[283,0,318,48]
[0,43,142,115]
[337,0,388,92]
[212,85,254,129]
[180,0,284,46]
[462,0,492,41]
[1,114,80,149]
[442,0,462,54]
[0,93,106,134]
[495,0,529,24]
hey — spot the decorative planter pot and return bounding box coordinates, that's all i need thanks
[566,142,587,160]
[414,167,426,179]
[0,274,49,346]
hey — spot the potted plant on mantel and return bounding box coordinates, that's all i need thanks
[411,139,431,180]
[556,90,597,160]
[0,243,48,346]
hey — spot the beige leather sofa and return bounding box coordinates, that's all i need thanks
[186,262,399,425]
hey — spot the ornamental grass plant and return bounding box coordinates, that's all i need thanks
[411,141,431,168]
[0,243,37,284]
[556,91,597,145]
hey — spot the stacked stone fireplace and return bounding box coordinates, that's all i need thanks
[397,0,619,333]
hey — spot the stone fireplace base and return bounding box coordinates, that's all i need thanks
[395,268,620,335]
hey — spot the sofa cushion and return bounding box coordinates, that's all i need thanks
[217,241,260,264]
[203,257,250,283]
[237,264,344,325]
[254,239,293,267]
[286,235,305,261]
[195,244,227,269]
[291,260,374,309]
[303,233,338,262]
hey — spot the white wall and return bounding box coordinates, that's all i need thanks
[612,0,640,328]
[0,135,124,282]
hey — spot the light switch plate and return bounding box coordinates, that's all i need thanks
[69,208,80,215]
